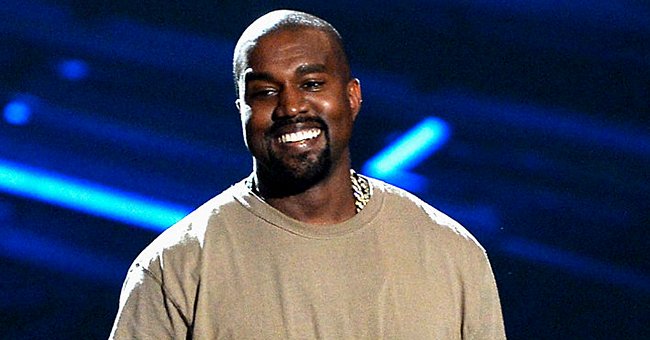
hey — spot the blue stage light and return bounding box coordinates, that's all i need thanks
[3,100,32,125]
[501,236,650,293]
[57,59,89,81]
[0,160,191,232]
[2,226,126,284]
[363,117,450,191]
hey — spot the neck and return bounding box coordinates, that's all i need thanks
[254,162,357,225]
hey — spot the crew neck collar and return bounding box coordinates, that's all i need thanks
[232,173,384,239]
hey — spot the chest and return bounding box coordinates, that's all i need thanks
[189,230,463,339]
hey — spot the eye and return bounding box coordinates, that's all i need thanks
[302,80,324,91]
[248,87,277,99]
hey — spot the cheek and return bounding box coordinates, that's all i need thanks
[324,99,354,135]
[243,109,272,152]
[244,118,261,147]
[240,107,267,153]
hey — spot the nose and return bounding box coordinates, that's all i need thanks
[274,86,308,119]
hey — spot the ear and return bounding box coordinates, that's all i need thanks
[347,78,362,121]
[235,98,242,111]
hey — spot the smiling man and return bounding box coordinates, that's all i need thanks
[235,16,361,224]
[110,10,505,339]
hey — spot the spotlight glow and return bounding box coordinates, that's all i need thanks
[0,159,191,232]
[57,59,89,81]
[363,117,450,191]
[3,101,32,126]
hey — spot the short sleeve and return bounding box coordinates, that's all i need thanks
[462,251,507,339]
[109,264,190,339]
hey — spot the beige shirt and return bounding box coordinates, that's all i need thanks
[110,176,506,339]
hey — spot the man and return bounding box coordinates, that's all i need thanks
[110,10,505,339]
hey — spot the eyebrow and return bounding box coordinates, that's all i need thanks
[245,71,273,83]
[245,64,328,84]
[296,64,327,76]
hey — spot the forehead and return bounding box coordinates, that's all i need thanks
[246,28,340,75]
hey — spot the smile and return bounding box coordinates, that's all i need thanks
[277,128,322,144]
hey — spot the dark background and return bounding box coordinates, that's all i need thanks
[1,0,649,338]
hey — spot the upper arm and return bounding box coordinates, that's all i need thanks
[109,264,190,339]
[461,249,507,339]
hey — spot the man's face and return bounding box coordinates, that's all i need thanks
[236,28,361,185]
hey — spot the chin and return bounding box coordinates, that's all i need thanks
[261,148,332,196]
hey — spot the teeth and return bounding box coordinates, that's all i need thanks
[278,128,321,143]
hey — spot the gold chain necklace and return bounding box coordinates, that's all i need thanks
[247,169,372,213]
[350,169,371,213]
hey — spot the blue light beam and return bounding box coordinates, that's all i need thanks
[0,160,191,232]
[501,236,650,293]
[1,226,126,284]
[363,117,450,191]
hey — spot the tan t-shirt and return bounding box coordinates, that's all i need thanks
[110,176,506,339]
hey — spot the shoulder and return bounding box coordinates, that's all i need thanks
[130,180,250,275]
[368,177,487,257]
